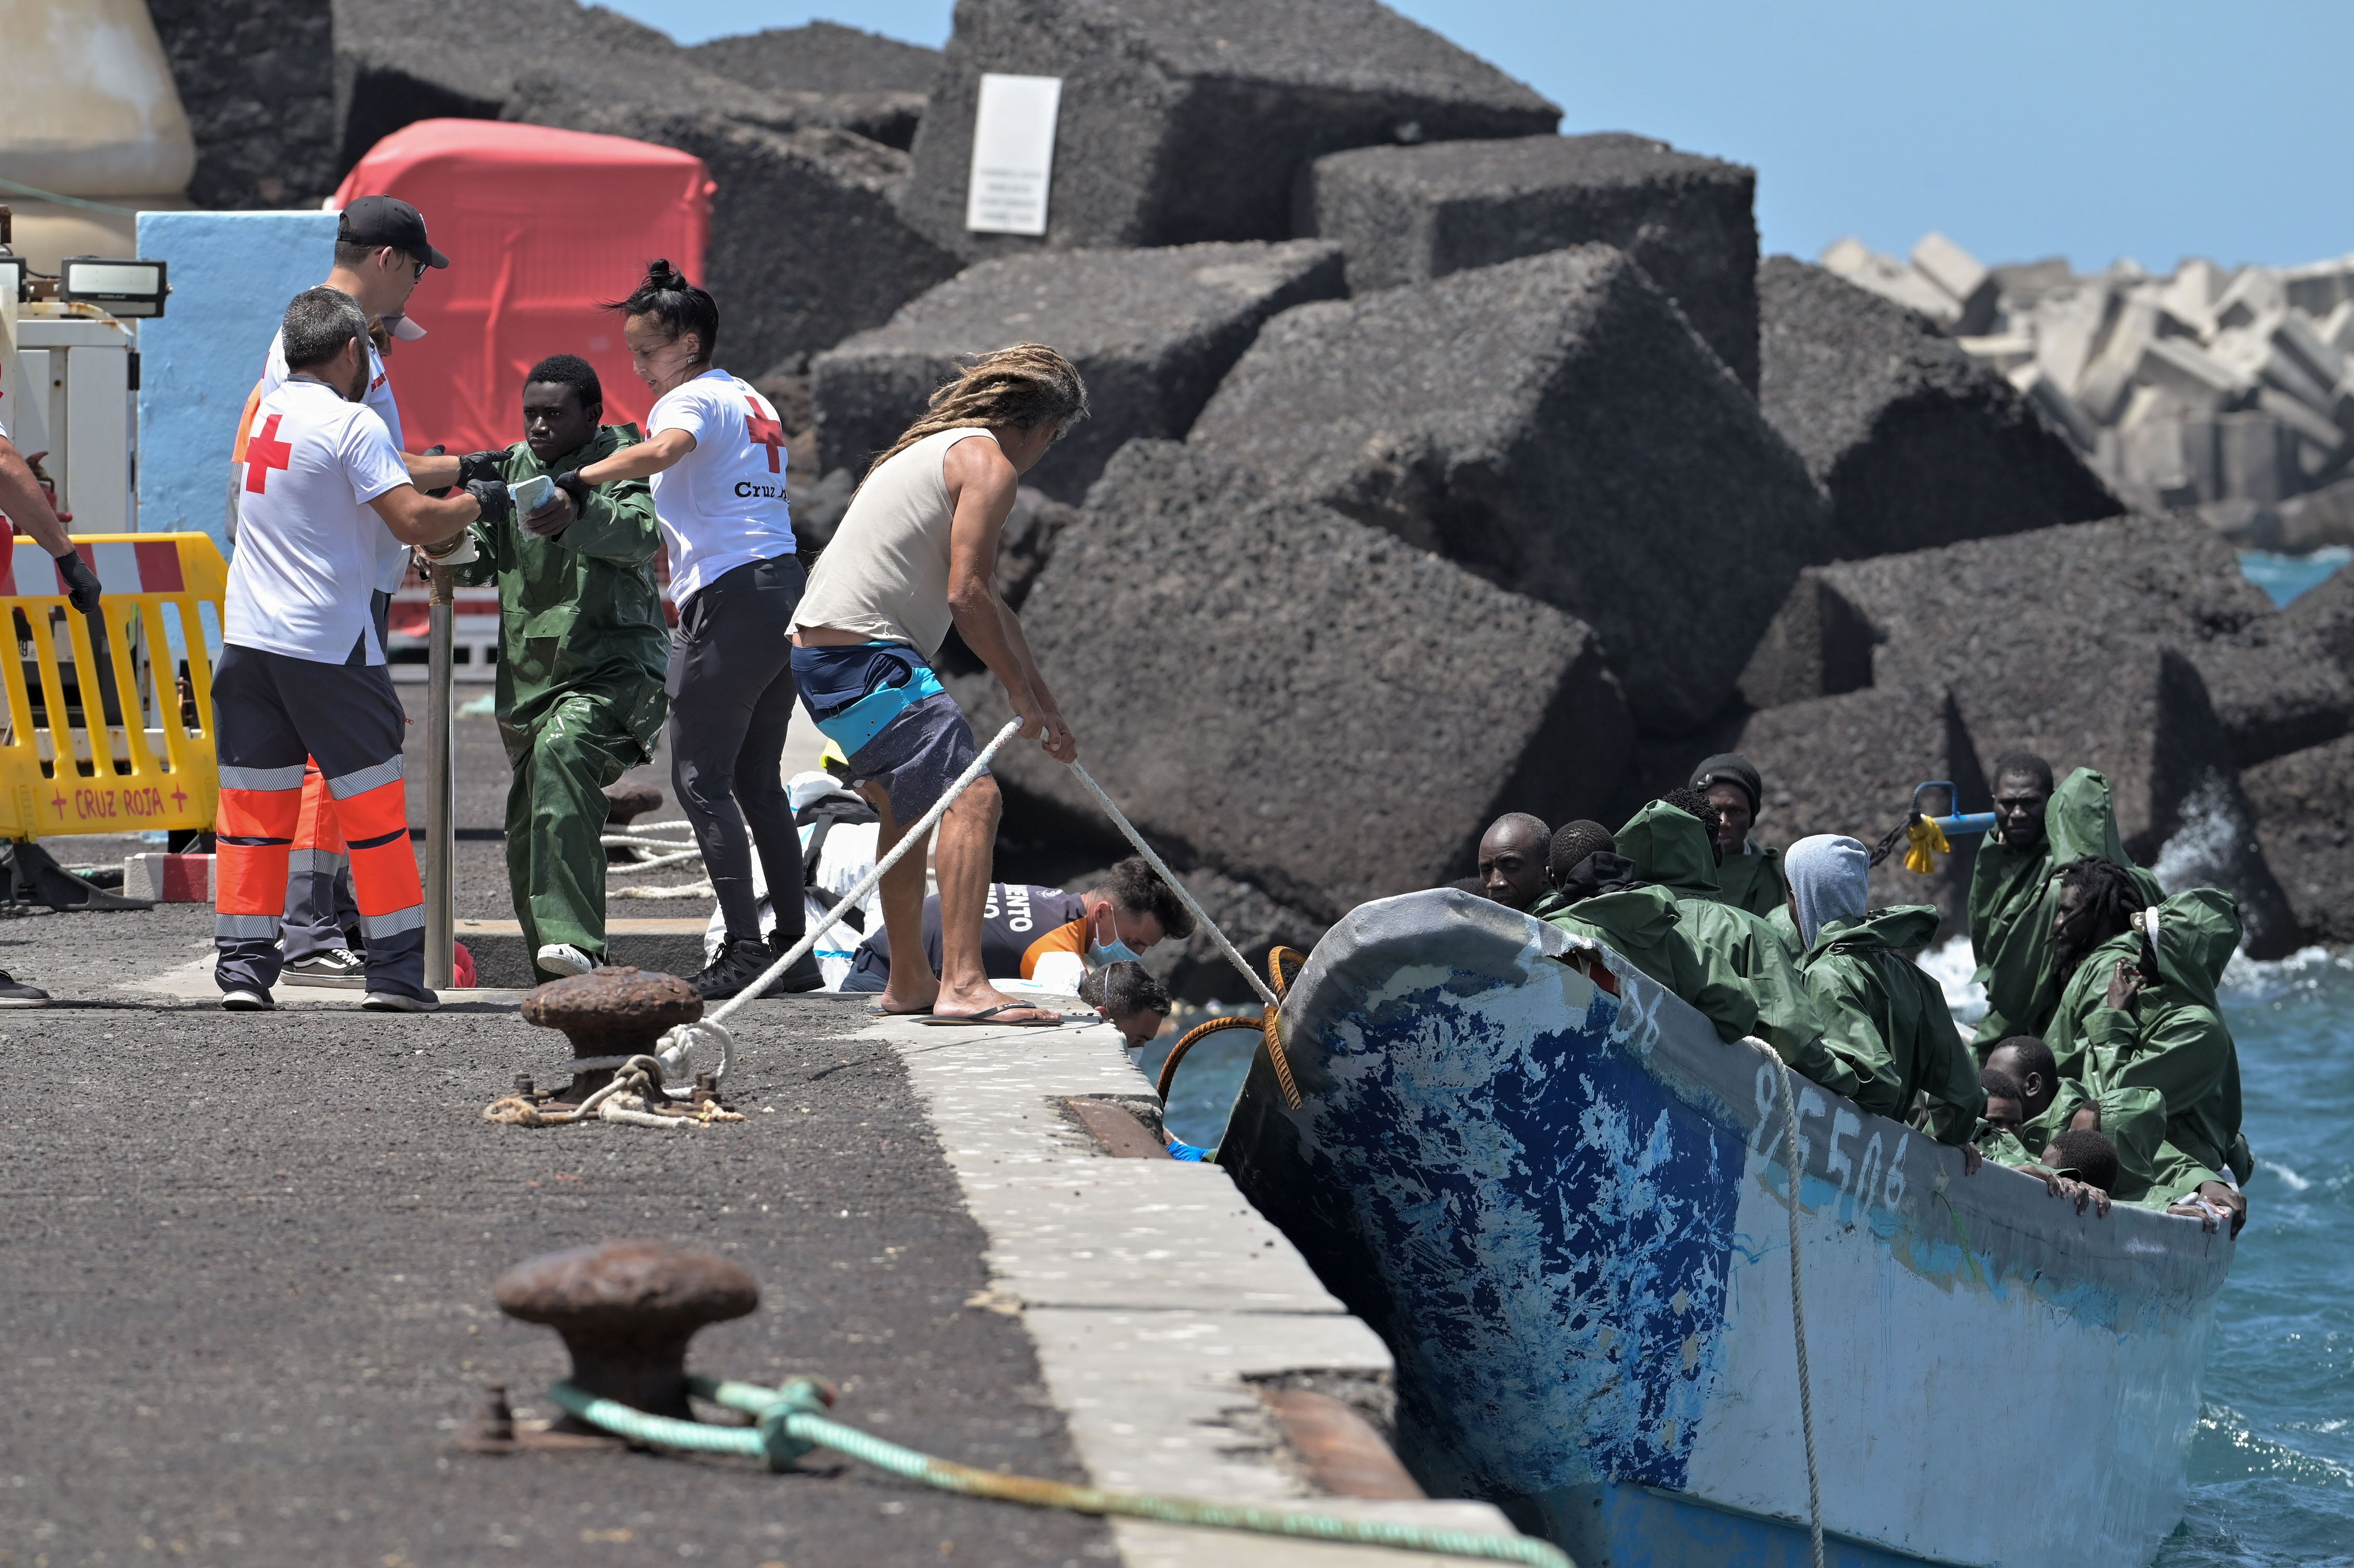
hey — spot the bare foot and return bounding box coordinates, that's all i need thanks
[873,979,938,1016]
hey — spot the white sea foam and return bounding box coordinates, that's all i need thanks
[1917,935,1988,1028]
[2268,1161,2313,1193]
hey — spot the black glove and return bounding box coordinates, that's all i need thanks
[57,549,102,615]
[420,443,452,499]
[553,471,592,512]
[458,450,507,487]
[466,478,513,524]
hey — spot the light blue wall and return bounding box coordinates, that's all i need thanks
[135,210,336,550]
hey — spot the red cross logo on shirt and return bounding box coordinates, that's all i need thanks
[244,414,293,493]
[744,397,784,474]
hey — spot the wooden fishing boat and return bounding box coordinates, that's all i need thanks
[1218,888,2233,1567]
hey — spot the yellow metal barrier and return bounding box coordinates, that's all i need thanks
[0,532,225,841]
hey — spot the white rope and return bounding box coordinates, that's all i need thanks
[612,881,715,900]
[1772,1051,1828,1568]
[653,719,1024,1083]
[608,850,702,874]
[602,832,700,852]
[1065,761,1278,1011]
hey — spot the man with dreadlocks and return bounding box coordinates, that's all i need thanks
[789,345,1090,1025]
[2038,858,2252,1229]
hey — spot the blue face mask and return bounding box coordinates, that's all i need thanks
[1085,907,1143,969]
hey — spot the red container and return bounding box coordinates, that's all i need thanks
[331,119,713,455]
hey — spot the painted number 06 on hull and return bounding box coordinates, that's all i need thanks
[1750,1063,1910,1214]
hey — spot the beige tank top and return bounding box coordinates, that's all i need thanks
[791,426,997,661]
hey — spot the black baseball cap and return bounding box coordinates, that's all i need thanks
[336,194,449,269]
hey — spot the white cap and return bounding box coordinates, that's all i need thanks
[385,312,427,341]
[787,771,844,812]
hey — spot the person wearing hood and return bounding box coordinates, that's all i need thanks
[1690,754,1788,925]
[1532,820,1760,1046]
[1617,793,1859,1099]
[1967,759,2162,1050]
[445,355,672,984]
[1784,834,1984,1144]
[2039,860,2251,1228]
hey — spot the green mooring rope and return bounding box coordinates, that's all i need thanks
[543,1376,1573,1566]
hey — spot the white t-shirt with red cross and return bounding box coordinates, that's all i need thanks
[251,330,414,594]
[646,368,797,604]
[225,377,411,664]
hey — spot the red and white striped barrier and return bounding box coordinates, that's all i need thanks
[124,852,215,903]
[1,538,194,596]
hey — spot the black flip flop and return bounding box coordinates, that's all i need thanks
[914,1003,1064,1027]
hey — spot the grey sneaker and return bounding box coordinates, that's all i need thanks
[361,990,440,1013]
[220,988,273,1011]
[282,947,368,989]
[0,971,50,1007]
[535,943,598,977]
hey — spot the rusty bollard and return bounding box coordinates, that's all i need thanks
[603,779,665,864]
[520,967,702,1104]
[494,1240,757,1427]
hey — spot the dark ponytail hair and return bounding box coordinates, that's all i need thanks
[604,259,718,365]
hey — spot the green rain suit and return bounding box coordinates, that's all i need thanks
[1615,802,1860,1099]
[1966,768,2163,1050]
[1715,841,1788,925]
[1796,905,1985,1143]
[1532,880,1760,1046]
[451,424,669,978]
[2041,886,2253,1204]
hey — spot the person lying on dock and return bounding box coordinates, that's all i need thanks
[1782,835,1985,1148]
[838,857,1193,1000]
[1688,753,1790,927]
[1531,821,1761,1046]
[1475,813,1552,912]
[1080,960,1173,1049]
[1968,759,2161,1050]
[2040,864,2252,1231]
[1615,793,1859,1099]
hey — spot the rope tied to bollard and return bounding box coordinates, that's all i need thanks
[541,1374,1573,1566]
[482,1055,743,1129]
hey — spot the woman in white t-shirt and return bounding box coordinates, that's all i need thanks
[572,260,814,1000]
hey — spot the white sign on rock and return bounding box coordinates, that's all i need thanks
[965,73,1062,236]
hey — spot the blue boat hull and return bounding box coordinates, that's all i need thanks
[1219,890,2232,1568]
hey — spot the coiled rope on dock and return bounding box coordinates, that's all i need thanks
[545,1374,1574,1566]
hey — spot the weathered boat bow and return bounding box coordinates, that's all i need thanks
[1221,889,2232,1568]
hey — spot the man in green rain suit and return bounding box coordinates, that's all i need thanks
[1966,757,2162,1050]
[1616,792,1860,1099]
[1783,833,1984,1144]
[449,355,668,981]
[1689,754,1788,923]
[1532,819,1760,1046]
[2038,859,2251,1230]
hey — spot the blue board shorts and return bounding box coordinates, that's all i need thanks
[789,642,983,828]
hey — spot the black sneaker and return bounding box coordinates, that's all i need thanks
[0,970,50,1008]
[283,947,368,989]
[771,942,824,995]
[689,935,800,1001]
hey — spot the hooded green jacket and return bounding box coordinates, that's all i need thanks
[1715,843,1788,923]
[450,424,669,759]
[1967,768,2163,1049]
[1798,906,1984,1143]
[1616,802,1860,1099]
[1533,883,1759,1046]
[2042,886,2249,1196]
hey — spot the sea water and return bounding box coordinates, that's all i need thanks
[1149,943,2354,1566]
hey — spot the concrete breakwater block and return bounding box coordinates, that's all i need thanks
[685,20,940,150]
[1189,245,1835,734]
[149,0,339,208]
[814,240,1344,502]
[505,91,962,377]
[899,0,1559,258]
[1757,257,2119,558]
[1728,686,1990,936]
[2244,734,2354,942]
[1739,514,2351,774]
[1304,132,1761,390]
[951,441,1631,925]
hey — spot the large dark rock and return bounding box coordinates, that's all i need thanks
[1737,515,2350,772]
[1303,132,1760,389]
[505,85,963,376]
[899,0,1559,260]
[952,442,1632,925]
[1141,867,1329,1007]
[1188,245,1836,734]
[1757,257,2120,557]
[1728,686,1988,936]
[686,21,939,149]
[813,241,1345,501]
[2244,735,2354,942]
[147,0,339,207]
